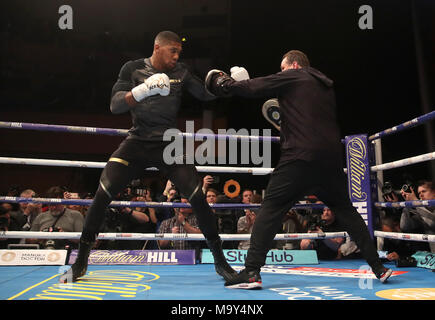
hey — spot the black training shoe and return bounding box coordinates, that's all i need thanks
[225,269,262,290]
[59,239,94,283]
[59,261,87,283]
[374,267,393,283]
[206,238,238,282]
[215,260,238,282]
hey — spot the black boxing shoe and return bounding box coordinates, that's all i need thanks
[206,238,238,282]
[59,239,94,283]
[225,269,262,290]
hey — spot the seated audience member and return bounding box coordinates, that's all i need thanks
[300,207,360,260]
[157,198,201,250]
[28,186,84,249]
[380,215,430,261]
[400,180,435,252]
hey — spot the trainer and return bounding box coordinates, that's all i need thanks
[206,50,392,289]
[61,31,237,283]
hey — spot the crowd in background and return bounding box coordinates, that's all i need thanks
[1,175,434,265]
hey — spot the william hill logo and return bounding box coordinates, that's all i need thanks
[347,137,368,202]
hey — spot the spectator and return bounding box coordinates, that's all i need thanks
[0,204,24,249]
[157,197,202,250]
[28,186,84,249]
[236,192,262,250]
[380,215,430,261]
[63,191,82,214]
[241,189,253,204]
[400,180,435,252]
[300,207,360,260]
[237,208,257,250]
[155,180,178,228]
[206,188,218,206]
[13,189,42,231]
[119,189,158,249]
[275,209,306,250]
[78,192,94,217]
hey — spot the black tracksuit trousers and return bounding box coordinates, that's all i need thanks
[81,139,219,243]
[245,159,380,271]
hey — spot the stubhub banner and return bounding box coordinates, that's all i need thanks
[201,249,318,265]
[68,250,196,265]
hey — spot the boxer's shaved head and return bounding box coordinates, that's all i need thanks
[151,31,183,71]
[282,50,310,68]
[154,31,182,45]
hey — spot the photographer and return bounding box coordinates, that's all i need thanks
[119,190,158,249]
[300,207,360,260]
[380,181,404,217]
[380,215,430,263]
[400,180,435,252]
[28,186,84,249]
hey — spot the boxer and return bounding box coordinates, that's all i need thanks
[60,31,237,283]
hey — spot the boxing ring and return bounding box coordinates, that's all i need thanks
[0,110,434,301]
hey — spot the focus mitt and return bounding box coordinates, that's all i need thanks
[205,69,233,97]
[262,98,281,131]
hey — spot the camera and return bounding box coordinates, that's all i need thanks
[396,256,417,267]
[104,208,123,232]
[381,181,404,201]
[211,176,220,184]
[401,184,413,194]
[42,226,61,232]
[382,181,394,197]
[307,214,327,231]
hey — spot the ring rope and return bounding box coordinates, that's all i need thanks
[369,110,435,141]
[0,231,348,241]
[370,151,435,172]
[374,231,435,243]
[0,157,274,175]
[3,151,434,174]
[0,196,327,210]
[374,199,435,208]
[2,230,433,243]
[0,121,280,142]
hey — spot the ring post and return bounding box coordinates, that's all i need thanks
[345,134,374,237]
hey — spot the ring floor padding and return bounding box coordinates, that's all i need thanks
[1,259,434,300]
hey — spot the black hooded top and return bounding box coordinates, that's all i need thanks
[224,67,343,165]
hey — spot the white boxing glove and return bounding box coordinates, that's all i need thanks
[131,73,170,102]
[230,66,250,81]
